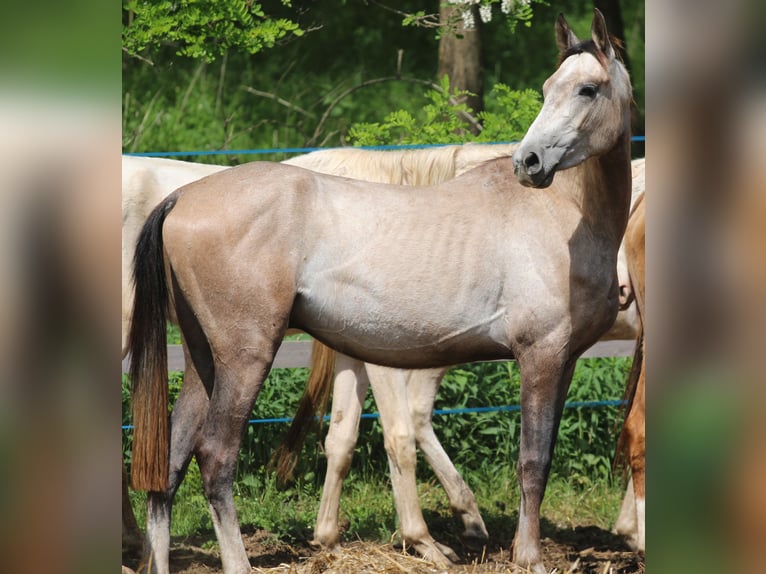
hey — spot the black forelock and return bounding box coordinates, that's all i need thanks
[558,35,625,69]
[558,39,604,67]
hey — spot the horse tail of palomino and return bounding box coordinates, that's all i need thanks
[613,318,644,479]
[270,341,336,485]
[128,191,180,492]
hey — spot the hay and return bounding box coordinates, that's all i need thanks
[248,541,553,574]
[251,541,447,574]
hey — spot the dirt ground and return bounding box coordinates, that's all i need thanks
[122,521,645,574]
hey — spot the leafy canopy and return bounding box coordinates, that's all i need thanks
[123,0,303,62]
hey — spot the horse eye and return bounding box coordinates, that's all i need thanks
[578,84,598,98]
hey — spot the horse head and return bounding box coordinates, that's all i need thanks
[513,9,632,188]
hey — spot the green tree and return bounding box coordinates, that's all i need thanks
[122,1,643,156]
[122,0,303,62]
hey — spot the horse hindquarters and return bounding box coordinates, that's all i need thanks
[161,210,298,574]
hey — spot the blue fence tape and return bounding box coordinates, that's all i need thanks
[121,399,624,431]
[124,137,645,158]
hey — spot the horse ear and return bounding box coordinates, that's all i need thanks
[591,8,615,60]
[555,13,579,55]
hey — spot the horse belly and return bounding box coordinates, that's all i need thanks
[291,280,511,368]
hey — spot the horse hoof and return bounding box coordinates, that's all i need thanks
[511,563,547,574]
[309,538,340,552]
[461,525,490,543]
[434,541,460,564]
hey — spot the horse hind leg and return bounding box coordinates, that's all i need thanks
[405,368,488,542]
[366,364,457,567]
[193,334,283,574]
[614,476,639,551]
[142,344,210,574]
[313,354,369,548]
[122,463,142,551]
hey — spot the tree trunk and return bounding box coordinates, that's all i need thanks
[437,4,483,128]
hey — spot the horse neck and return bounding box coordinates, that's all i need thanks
[575,131,633,250]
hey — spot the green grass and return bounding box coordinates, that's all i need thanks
[129,463,625,545]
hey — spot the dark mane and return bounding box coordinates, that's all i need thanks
[559,39,604,67]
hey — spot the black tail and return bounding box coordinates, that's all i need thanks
[128,192,180,492]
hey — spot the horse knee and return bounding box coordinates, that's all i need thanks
[410,411,433,443]
[196,443,233,500]
[383,429,417,471]
[517,455,550,499]
[324,434,357,473]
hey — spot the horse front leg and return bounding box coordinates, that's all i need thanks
[625,351,646,553]
[405,368,488,541]
[614,476,639,550]
[143,350,209,574]
[512,353,575,574]
[313,354,369,548]
[366,364,457,567]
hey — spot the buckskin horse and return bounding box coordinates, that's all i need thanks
[122,153,642,562]
[128,10,632,573]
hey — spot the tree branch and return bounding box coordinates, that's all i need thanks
[122,46,154,66]
[240,86,315,118]
[365,0,441,28]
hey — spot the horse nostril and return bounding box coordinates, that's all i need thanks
[524,152,540,172]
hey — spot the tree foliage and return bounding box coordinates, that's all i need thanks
[121,0,644,155]
[122,0,303,62]
[349,76,541,145]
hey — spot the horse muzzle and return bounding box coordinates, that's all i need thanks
[512,150,555,188]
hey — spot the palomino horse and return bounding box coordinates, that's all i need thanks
[613,191,646,553]
[128,10,632,573]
